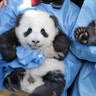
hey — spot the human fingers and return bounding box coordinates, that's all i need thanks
[3,0,7,6]
[0,1,3,10]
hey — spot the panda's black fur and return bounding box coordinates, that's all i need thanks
[2,10,70,96]
[0,28,20,61]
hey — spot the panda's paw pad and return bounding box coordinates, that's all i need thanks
[74,27,89,44]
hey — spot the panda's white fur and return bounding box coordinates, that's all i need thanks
[15,10,59,51]
[20,58,65,93]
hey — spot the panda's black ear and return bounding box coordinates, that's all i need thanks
[50,16,58,27]
[15,14,23,27]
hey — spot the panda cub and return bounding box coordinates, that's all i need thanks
[0,10,70,61]
[3,10,70,96]
[74,20,96,46]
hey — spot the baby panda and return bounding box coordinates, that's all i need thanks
[43,0,64,9]
[74,20,96,46]
[0,10,70,62]
[3,10,70,96]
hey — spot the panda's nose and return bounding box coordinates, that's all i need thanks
[32,40,40,44]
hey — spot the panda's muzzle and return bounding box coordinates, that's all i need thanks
[27,43,43,49]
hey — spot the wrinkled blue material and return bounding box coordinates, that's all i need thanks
[70,0,96,62]
[71,0,96,96]
[71,62,96,96]
[0,0,81,95]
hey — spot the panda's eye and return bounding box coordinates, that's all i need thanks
[41,28,48,38]
[24,28,32,37]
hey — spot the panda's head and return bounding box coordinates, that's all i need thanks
[15,10,59,50]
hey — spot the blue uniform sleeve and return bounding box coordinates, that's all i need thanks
[70,0,96,62]
[0,0,21,34]
[71,61,96,96]
[70,0,96,96]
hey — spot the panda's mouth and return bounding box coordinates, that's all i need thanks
[27,43,43,49]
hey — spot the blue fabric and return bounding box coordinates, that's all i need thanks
[70,0,96,62]
[0,0,81,95]
[71,62,96,96]
[70,0,96,96]
[62,52,81,96]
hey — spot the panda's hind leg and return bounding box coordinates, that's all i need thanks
[43,70,65,95]
[74,27,89,44]
[30,70,65,96]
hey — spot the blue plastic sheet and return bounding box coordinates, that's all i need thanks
[70,0,96,96]
[0,0,82,95]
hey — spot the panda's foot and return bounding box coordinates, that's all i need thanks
[74,27,89,44]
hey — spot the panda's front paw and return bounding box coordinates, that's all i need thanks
[40,45,65,60]
[74,27,89,44]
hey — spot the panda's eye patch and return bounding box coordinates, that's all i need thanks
[41,28,48,38]
[24,28,32,37]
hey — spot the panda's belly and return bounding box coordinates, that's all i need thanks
[21,75,44,93]
[21,58,65,93]
[30,58,65,77]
